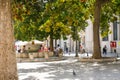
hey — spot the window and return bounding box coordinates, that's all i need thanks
[113,21,118,40]
[102,36,108,41]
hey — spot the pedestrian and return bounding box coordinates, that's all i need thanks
[56,44,61,57]
[22,45,26,53]
[54,47,57,56]
[80,45,83,54]
[17,45,21,53]
[66,47,68,53]
[103,45,107,55]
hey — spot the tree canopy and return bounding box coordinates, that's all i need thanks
[100,0,120,37]
[12,0,120,56]
[12,0,46,41]
[12,0,90,41]
[39,0,89,40]
[13,0,120,40]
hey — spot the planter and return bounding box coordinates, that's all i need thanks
[48,52,53,57]
[44,52,49,60]
[33,53,39,58]
[22,53,29,58]
[16,53,21,58]
[59,52,63,58]
[38,52,44,58]
[29,53,34,59]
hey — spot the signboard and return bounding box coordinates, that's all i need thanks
[110,41,116,48]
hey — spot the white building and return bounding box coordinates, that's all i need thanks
[85,19,120,53]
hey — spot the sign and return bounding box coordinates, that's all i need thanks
[110,41,117,48]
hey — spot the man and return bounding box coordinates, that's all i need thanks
[103,45,107,55]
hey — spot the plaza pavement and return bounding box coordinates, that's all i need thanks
[17,52,120,80]
[17,52,120,63]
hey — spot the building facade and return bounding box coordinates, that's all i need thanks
[85,19,120,53]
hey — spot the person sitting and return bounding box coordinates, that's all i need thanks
[53,47,57,56]
[22,45,27,53]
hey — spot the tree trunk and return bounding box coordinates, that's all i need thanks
[50,34,53,51]
[75,26,78,57]
[92,0,102,59]
[0,0,18,80]
[55,39,57,48]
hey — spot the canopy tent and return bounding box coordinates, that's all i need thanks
[15,41,28,46]
[29,40,44,44]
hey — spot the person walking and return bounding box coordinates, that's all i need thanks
[66,47,68,53]
[103,45,107,55]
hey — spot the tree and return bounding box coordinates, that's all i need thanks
[39,1,72,51]
[92,0,120,59]
[92,0,103,59]
[12,0,88,52]
[100,0,120,37]
[80,0,120,59]
[12,0,47,41]
[40,0,89,51]
[0,0,18,79]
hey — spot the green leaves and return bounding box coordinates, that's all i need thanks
[12,0,120,41]
[12,0,46,41]
[99,0,120,37]
[39,0,89,40]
